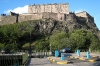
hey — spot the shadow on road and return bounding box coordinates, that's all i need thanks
[93,61,100,66]
[25,58,32,66]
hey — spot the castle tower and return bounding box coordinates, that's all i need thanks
[75,11,94,22]
[28,3,69,14]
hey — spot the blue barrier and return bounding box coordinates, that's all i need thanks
[55,50,59,57]
[77,50,80,56]
[87,52,91,59]
[61,53,66,60]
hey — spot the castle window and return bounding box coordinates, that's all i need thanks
[60,17,62,20]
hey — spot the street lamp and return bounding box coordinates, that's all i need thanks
[50,44,51,52]
[29,25,34,57]
[50,44,52,56]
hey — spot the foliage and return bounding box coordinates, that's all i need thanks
[70,30,87,49]
[50,32,69,50]
[0,43,4,50]
[50,29,100,52]
[0,22,34,51]
[70,29,100,51]
[22,43,30,49]
[89,33,100,52]
[0,20,100,52]
[33,35,50,51]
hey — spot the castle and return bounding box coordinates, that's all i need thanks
[28,3,69,14]
[0,3,94,25]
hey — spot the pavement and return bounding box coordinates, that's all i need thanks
[27,52,100,66]
[27,58,100,66]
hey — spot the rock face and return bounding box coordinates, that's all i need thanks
[33,17,99,35]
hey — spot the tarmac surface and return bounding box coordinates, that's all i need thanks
[27,58,100,66]
[27,52,100,66]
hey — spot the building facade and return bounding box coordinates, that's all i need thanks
[28,3,69,14]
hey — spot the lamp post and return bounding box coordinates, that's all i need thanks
[50,44,52,56]
[50,44,51,52]
[29,25,34,57]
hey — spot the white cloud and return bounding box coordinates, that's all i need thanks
[74,9,85,13]
[4,5,28,14]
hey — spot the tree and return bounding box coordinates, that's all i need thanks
[33,40,49,51]
[61,37,76,51]
[50,32,69,50]
[70,30,86,50]
[0,22,31,51]
[89,33,100,52]
[70,29,100,51]
[0,43,4,50]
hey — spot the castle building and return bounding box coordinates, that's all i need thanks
[28,3,69,14]
[75,11,94,22]
[0,3,94,25]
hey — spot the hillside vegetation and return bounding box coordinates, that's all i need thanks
[0,19,100,52]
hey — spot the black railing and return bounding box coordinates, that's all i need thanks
[31,50,51,58]
[0,52,28,66]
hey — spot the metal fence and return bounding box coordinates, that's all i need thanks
[0,50,52,66]
[0,52,28,66]
[31,50,52,58]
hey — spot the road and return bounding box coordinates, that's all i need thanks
[27,58,100,66]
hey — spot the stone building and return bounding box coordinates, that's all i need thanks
[75,11,94,22]
[0,3,94,25]
[28,3,69,14]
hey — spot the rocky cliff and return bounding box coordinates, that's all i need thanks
[31,18,99,35]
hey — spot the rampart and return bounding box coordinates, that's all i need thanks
[18,12,76,22]
[18,13,42,22]
[0,15,16,25]
[0,12,78,25]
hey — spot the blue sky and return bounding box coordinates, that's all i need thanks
[0,0,100,30]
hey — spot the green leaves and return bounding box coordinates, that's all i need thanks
[34,39,49,51]
[50,32,69,50]
[0,20,99,52]
[49,29,100,52]
[0,22,34,51]
[70,29,100,51]
[70,30,86,49]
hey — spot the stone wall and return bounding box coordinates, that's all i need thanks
[0,12,80,25]
[18,13,42,22]
[42,12,58,20]
[0,11,94,26]
[0,15,16,25]
[28,3,69,14]
[0,16,1,21]
[18,13,67,22]
[19,12,77,22]
[65,13,77,22]
[58,13,65,21]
